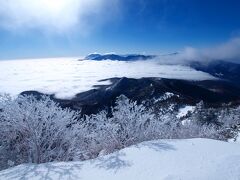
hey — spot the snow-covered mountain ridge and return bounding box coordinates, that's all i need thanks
[84,53,156,61]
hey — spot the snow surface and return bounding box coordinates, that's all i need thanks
[0,58,216,99]
[153,92,176,103]
[0,138,240,180]
[177,106,196,119]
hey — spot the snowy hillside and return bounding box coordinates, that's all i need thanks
[0,58,215,99]
[0,138,239,180]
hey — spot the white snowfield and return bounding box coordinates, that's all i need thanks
[0,58,216,99]
[0,138,240,180]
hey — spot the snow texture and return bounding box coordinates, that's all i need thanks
[177,106,196,119]
[0,58,216,99]
[0,138,240,180]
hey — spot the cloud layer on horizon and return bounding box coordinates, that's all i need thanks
[0,0,119,34]
[160,37,240,64]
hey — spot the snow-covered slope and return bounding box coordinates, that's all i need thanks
[0,138,239,180]
[0,58,215,99]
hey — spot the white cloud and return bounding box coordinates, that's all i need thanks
[0,0,118,34]
[0,58,215,99]
[201,37,240,61]
[159,37,240,64]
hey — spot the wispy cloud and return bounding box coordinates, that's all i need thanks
[200,37,240,61]
[0,0,119,34]
[160,37,240,64]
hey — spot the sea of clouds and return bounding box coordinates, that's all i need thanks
[0,58,215,99]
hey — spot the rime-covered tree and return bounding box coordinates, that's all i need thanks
[1,93,240,170]
[109,95,155,147]
[0,95,81,169]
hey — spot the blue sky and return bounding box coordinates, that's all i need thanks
[0,0,240,59]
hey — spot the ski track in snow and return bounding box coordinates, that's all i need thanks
[0,58,216,99]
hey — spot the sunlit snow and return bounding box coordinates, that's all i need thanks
[177,106,196,119]
[0,58,216,99]
[1,139,240,180]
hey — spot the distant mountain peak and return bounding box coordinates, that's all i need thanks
[83,53,156,61]
[161,52,179,56]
